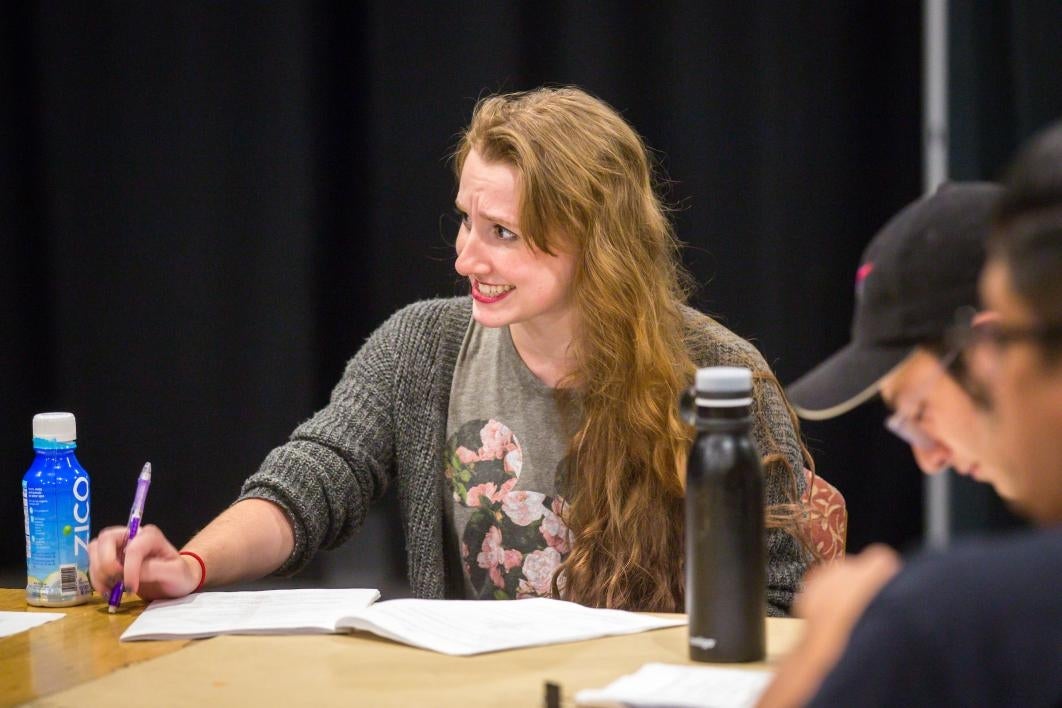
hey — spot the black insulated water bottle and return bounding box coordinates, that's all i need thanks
[682,366,766,662]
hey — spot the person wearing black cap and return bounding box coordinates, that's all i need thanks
[758,122,1062,708]
[787,181,1008,491]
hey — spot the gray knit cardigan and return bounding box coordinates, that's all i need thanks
[240,297,808,616]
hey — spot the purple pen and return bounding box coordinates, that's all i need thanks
[107,462,152,613]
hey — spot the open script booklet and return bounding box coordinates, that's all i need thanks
[120,588,686,655]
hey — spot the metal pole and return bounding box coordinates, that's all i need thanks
[923,0,951,550]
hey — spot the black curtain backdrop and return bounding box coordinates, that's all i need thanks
[3,2,1059,588]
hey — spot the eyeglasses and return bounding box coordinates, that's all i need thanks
[970,321,1062,350]
[964,320,1062,397]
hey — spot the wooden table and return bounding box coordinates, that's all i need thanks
[1,588,804,707]
[1,590,188,706]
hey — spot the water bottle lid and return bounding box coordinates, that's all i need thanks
[694,367,753,407]
[33,412,77,442]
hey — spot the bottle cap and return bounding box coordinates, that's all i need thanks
[694,367,753,407]
[32,412,77,442]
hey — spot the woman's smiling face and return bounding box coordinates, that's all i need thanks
[453,149,576,332]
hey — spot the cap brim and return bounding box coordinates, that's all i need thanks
[786,341,917,420]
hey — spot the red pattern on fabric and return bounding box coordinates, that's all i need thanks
[802,468,848,561]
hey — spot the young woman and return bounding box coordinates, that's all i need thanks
[89,87,810,615]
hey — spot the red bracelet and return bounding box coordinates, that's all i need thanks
[179,551,207,593]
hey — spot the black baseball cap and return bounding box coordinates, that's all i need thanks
[786,182,1002,420]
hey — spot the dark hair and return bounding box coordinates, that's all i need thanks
[990,120,1062,344]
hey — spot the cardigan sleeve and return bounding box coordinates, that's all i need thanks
[237,308,404,576]
[748,362,811,616]
[684,310,811,616]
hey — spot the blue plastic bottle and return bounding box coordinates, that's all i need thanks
[22,412,92,606]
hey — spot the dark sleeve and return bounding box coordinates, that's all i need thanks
[237,307,405,575]
[808,533,1062,708]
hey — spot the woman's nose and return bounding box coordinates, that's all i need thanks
[455,228,487,276]
[911,438,953,474]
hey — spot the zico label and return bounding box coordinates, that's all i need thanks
[24,476,91,603]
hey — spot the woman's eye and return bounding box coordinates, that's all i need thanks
[494,225,519,242]
[454,209,471,229]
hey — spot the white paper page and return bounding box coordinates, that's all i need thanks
[335,597,687,656]
[120,588,380,641]
[0,610,65,638]
[575,662,772,708]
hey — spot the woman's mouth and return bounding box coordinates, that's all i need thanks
[471,279,514,303]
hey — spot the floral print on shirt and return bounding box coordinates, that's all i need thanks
[445,418,571,600]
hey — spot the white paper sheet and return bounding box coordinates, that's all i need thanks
[120,588,380,641]
[121,591,685,654]
[335,597,687,656]
[0,610,65,638]
[575,662,773,708]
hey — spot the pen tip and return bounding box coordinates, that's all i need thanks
[108,605,117,614]
[141,462,152,480]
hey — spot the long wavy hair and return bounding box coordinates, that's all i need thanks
[453,87,808,611]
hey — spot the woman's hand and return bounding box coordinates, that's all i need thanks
[88,524,202,601]
[90,498,295,601]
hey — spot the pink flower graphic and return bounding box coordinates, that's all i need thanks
[503,548,523,571]
[476,526,506,570]
[489,565,505,589]
[519,547,562,596]
[501,491,547,526]
[496,478,517,500]
[466,482,498,508]
[452,419,572,600]
[503,448,523,475]
[479,420,515,460]
[540,506,571,554]
[474,528,523,589]
[455,446,479,465]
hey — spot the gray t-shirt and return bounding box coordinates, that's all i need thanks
[444,319,574,600]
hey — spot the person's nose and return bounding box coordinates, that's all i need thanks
[455,227,489,277]
[911,438,953,474]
